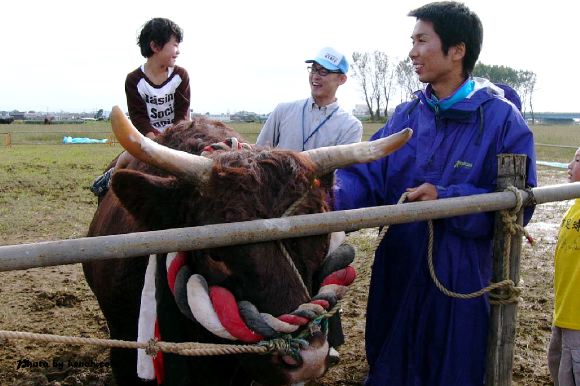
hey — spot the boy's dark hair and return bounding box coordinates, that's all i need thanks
[408,1,483,77]
[138,18,183,58]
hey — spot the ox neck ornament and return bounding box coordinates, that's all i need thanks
[137,244,356,381]
[164,250,355,342]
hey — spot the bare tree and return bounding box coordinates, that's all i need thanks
[374,51,395,120]
[527,72,536,122]
[351,52,376,121]
[396,57,422,102]
[352,51,397,122]
[518,70,536,121]
[371,52,383,120]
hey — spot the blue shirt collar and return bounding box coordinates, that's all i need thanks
[426,79,474,112]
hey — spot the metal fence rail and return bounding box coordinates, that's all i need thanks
[0,183,578,272]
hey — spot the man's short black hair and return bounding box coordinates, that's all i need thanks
[408,1,483,76]
[138,18,183,58]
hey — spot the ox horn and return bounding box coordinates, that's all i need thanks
[303,128,413,175]
[110,106,213,184]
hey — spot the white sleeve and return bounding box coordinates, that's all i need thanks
[337,118,363,145]
[256,107,280,146]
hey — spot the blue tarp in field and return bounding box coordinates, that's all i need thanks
[62,136,108,144]
[537,160,568,169]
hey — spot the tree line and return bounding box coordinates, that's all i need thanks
[350,51,537,122]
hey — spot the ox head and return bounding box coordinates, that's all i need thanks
[106,106,411,385]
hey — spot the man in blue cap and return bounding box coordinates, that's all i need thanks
[256,47,362,365]
[256,47,362,150]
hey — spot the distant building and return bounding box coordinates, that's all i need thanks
[353,104,370,119]
[193,113,231,122]
[230,111,261,123]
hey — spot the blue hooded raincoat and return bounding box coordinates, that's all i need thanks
[334,78,537,386]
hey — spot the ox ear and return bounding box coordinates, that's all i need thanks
[111,169,185,229]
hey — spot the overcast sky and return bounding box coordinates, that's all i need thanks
[1,0,577,114]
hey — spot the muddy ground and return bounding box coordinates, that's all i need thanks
[0,167,568,385]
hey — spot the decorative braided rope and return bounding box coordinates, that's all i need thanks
[165,173,357,344]
[168,248,356,344]
[375,186,532,304]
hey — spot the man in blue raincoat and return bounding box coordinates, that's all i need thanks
[334,2,537,385]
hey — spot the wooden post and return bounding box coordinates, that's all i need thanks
[2,133,10,148]
[485,154,528,386]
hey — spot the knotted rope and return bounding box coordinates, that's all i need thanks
[375,186,532,304]
[0,330,291,357]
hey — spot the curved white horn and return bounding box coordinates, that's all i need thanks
[110,106,213,184]
[303,128,413,175]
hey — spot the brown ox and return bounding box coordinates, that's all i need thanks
[83,107,412,386]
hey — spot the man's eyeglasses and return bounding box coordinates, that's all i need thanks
[307,66,342,77]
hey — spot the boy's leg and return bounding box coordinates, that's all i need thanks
[90,168,114,196]
[560,328,580,386]
[548,326,562,385]
[555,327,580,386]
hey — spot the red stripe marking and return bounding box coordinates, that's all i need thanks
[278,314,309,326]
[167,252,186,295]
[209,286,263,343]
[310,299,330,309]
[321,266,357,287]
[153,320,165,385]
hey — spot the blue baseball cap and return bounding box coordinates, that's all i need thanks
[305,47,349,74]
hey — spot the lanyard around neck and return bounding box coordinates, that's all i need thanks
[301,100,339,151]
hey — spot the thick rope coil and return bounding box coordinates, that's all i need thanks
[376,187,532,304]
[503,185,535,246]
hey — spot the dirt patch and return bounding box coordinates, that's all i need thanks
[0,166,569,385]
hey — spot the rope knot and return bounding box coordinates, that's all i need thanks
[258,337,308,360]
[145,338,160,357]
[502,186,535,246]
[489,281,522,305]
[378,190,532,302]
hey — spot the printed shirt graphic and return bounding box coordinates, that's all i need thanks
[125,65,190,136]
[553,199,580,330]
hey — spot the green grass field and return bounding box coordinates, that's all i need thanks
[2,120,579,159]
[0,120,578,245]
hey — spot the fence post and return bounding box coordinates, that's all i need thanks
[2,133,11,147]
[485,153,528,386]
